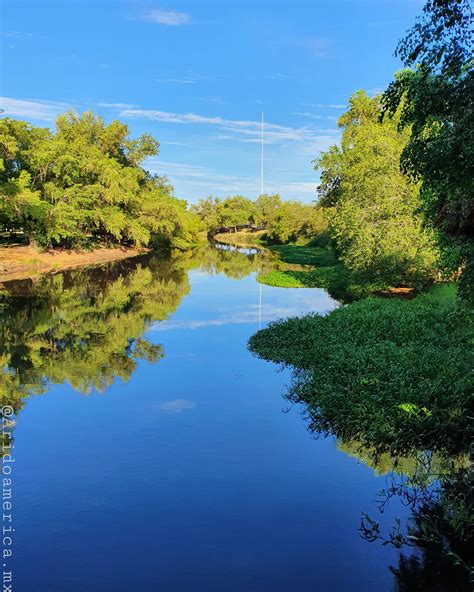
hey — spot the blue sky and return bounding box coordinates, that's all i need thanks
[1,0,423,203]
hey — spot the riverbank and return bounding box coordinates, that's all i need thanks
[257,243,421,301]
[0,245,150,282]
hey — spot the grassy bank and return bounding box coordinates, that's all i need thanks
[257,243,390,301]
[249,284,472,455]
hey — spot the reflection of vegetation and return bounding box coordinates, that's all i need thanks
[249,284,473,584]
[188,243,275,279]
[0,255,191,409]
[0,244,273,412]
[362,467,473,591]
[336,440,469,481]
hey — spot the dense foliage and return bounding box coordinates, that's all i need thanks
[315,91,440,288]
[382,0,473,299]
[0,111,200,249]
[191,195,256,232]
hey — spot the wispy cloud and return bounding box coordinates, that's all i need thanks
[97,102,138,109]
[291,112,322,120]
[367,87,385,97]
[155,78,196,84]
[118,106,338,145]
[144,158,322,200]
[142,8,191,26]
[305,103,346,109]
[0,97,71,121]
[266,73,290,81]
[0,31,33,39]
[157,399,196,413]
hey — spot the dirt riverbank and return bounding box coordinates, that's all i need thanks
[0,245,149,283]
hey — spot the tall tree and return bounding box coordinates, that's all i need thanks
[382,0,473,297]
[316,91,439,286]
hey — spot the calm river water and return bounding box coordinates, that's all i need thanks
[2,245,409,591]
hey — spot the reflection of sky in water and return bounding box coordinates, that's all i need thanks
[152,270,338,332]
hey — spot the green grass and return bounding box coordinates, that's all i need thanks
[257,270,308,288]
[249,285,473,456]
[267,244,337,267]
[258,243,386,301]
[257,243,342,291]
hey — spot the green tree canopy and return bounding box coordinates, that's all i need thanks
[316,90,440,286]
[0,111,200,249]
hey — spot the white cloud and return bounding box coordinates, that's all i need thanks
[0,31,33,39]
[266,73,290,80]
[292,112,322,120]
[0,97,70,121]
[119,106,338,145]
[97,102,138,109]
[157,399,196,413]
[143,8,191,26]
[144,158,321,200]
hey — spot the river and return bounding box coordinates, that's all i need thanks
[1,245,410,591]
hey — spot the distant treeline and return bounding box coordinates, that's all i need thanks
[0,112,200,249]
[191,194,327,243]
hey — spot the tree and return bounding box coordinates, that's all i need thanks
[0,119,49,239]
[190,196,222,232]
[316,91,440,286]
[218,195,255,231]
[382,0,473,297]
[254,193,282,227]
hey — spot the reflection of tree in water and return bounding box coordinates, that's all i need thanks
[388,468,473,591]
[285,388,472,589]
[312,418,472,589]
[0,254,191,410]
[186,243,275,279]
[0,244,272,413]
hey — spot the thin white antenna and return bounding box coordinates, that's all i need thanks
[260,112,264,196]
